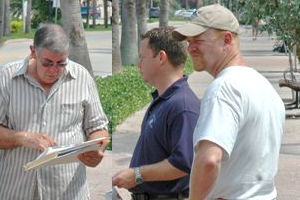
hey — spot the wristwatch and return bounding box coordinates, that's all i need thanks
[134,167,144,185]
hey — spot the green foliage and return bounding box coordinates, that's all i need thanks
[243,0,300,48]
[10,21,23,33]
[96,57,194,135]
[96,67,153,135]
[31,1,62,28]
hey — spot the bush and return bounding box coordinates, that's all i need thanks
[96,66,153,135]
[11,21,23,33]
[96,57,194,136]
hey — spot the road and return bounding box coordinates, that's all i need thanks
[0,31,112,77]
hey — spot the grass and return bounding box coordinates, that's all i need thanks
[1,30,36,43]
[83,24,112,31]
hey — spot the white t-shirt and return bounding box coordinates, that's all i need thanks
[193,66,285,200]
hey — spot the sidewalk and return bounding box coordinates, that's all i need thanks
[112,26,300,199]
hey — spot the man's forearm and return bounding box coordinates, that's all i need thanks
[0,125,23,149]
[88,129,110,150]
[140,159,187,181]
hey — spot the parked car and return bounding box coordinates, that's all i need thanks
[149,7,160,18]
[174,9,185,17]
[181,9,196,19]
[81,6,101,18]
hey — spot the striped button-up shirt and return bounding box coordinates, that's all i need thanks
[0,57,108,200]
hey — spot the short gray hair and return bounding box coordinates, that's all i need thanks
[34,23,69,54]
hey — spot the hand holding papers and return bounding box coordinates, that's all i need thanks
[24,137,107,171]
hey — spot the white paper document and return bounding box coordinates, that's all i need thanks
[24,137,107,171]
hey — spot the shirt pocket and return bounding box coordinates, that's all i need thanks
[59,103,84,132]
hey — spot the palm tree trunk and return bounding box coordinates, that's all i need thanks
[86,0,90,28]
[3,0,10,36]
[0,0,4,39]
[136,0,147,49]
[112,0,122,74]
[60,0,94,77]
[103,0,108,28]
[186,0,190,9]
[25,0,31,33]
[92,0,97,27]
[159,0,168,27]
[196,0,203,8]
[120,0,138,65]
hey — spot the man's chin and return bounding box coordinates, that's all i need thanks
[192,65,205,72]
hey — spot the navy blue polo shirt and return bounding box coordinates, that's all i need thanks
[129,76,200,195]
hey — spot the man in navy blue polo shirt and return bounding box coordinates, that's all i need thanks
[112,27,200,200]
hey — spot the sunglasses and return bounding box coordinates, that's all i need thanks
[41,61,68,68]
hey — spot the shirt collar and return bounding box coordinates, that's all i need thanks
[151,75,188,100]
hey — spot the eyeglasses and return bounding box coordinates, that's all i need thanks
[36,54,68,68]
[40,60,68,68]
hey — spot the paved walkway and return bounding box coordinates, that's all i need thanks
[112,26,300,199]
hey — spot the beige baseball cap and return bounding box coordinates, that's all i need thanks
[173,4,239,41]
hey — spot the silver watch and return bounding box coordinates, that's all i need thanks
[134,167,144,184]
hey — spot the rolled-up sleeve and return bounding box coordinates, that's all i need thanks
[83,75,108,136]
[0,71,8,127]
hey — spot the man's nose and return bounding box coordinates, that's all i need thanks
[187,43,196,53]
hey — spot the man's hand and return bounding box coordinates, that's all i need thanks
[112,168,136,189]
[77,150,104,167]
[16,131,57,152]
[78,130,110,167]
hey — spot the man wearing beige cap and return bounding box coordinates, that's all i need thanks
[173,4,285,200]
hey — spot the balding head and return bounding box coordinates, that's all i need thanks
[34,23,69,54]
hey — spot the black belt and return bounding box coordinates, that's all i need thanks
[131,193,188,200]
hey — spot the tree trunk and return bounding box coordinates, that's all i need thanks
[0,0,4,39]
[3,0,10,36]
[103,0,108,28]
[25,0,31,34]
[121,0,138,65]
[112,0,122,74]
[136,0,147,50]
[92,0,97,27]
[196,0,203,8]
[186,0,190,9]
[86,0,90,28]
[60,0,94,77]
[159,0,168,27]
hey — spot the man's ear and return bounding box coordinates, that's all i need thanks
[224,31,233,45]
[159,50,168,65]
[30,45,37,58]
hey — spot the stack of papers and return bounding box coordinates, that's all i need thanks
[24,137,107,171]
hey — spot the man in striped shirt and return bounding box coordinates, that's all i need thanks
[0,24,109,199]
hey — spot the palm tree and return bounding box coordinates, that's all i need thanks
[159,0,168,27]
[136,0,147,49]
[120,0,138,65]
[60,0,94,77]
[103,0,108,28]
[0,0,4,39]
[196,0,203,8]
[86,0,90,28]
[92,0,97,27]
[25,0,31,33]
[3,0,10,36]
[112,0,121,74]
